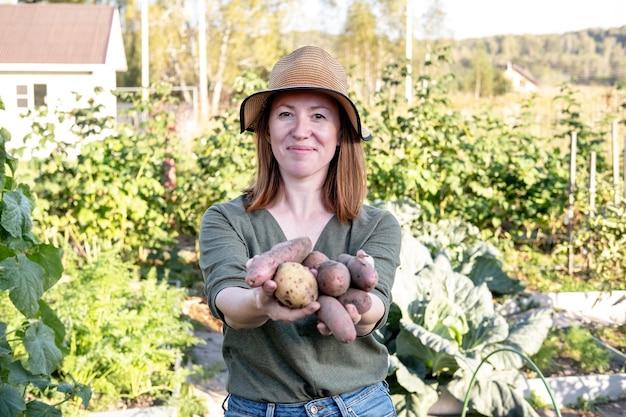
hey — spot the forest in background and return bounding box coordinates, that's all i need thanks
[108,0,626,117]
[451,26,626,88]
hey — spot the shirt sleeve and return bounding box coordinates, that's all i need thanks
[198,200,251,321]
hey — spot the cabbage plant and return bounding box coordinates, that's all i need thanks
[379,232,553,417]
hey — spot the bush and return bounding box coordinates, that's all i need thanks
[44,250,203,414]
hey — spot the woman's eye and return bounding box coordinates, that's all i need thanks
[314,113,326,119]
[278,112,291,118]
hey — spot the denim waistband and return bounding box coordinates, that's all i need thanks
[225,381,388,417]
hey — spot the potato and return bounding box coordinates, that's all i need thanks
[337,288,372,314]
[302,251,330,270]
[246,237,313,287]
[273,262,318,308]
[317,295,357,343]
[336,252,379,292]
[316,260,350,297]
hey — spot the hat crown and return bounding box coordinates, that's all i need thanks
[268,46,348,95]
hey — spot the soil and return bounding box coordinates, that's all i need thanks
[182,296,626,417]
[537,402,626,417]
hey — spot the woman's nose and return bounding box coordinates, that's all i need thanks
[291,116,311,139]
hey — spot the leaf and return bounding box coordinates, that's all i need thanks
[0,322,10,355]
[0,254,45,317]
[0,243,16,262]
[447,377,540,417]
[507,308,553,356]
[37,300,67,351]
[6,360,32,386]
[25,400,62,417]
[398,320,461,375]
[73,384,93,410]
[399,232,433,277]
[23,321,63,376]
[388,363,439,417]
[27,244,63,291]
[4,359,52,391]
[391,233,434,318]
[1,189,33,237]
[0,385,26,417]
[461,314,509,353]
[468,253,525,295]
[392,392,426,417]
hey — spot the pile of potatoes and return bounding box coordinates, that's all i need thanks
[245,237,379,343]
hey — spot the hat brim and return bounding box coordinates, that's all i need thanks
[240,86,371,141]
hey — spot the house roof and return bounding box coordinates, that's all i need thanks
[505,62,539,86]
[0,3,119,65]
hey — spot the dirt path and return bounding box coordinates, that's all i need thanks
[188,330,228,415]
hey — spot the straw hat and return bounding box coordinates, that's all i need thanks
[239,46,371,141]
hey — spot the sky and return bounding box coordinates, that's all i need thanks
[435,0,626,39]
[294,0,626,40]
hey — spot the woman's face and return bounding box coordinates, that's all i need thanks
[268,90,340,183]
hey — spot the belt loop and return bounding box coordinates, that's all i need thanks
[332,394,351,416]
[265,402,276,417]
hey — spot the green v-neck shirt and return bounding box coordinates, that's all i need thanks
[198,195,401,403]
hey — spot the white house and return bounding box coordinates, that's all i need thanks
[504,62,539,93]
[0,3,127,156]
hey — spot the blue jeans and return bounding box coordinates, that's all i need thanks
[223,381,396,417]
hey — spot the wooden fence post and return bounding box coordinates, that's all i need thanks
[612,120,620,204]
[568,131,577,276]
[588,151,596,270]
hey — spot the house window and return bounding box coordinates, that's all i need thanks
[15,84,48,109]
[16,85,28,108]
[34,84,47,107]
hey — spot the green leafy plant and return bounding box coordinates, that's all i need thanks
[378,227,553,417]
[0,97,91,416]
[26,86,179,264]
[43,249,203,414]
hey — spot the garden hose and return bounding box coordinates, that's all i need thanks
[460,347,562,417]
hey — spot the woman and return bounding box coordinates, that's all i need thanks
[199,45,401,417]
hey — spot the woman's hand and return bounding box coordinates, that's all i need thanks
[216,283,319,330]
[254,278,320,323]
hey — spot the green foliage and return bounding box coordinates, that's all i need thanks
[365,46,624,290]
[530,325,613,376]
[367,48,570,235]
[25,86,180,263]
[590,324,626,354]
[0,97,91,417]
[377,201,552,417]
[44,249,202,413]
[175,72,258,233]
[526,390,550,410]
[563,326,612,373]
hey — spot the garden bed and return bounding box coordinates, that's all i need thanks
[507,292,626,411]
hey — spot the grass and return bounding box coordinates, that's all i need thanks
[527,325,625,378]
